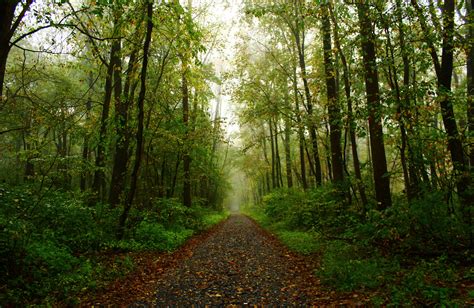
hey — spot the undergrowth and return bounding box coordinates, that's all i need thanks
[0,184,228,305]
[243,187,473,306]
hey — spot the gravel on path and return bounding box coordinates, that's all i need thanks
[146,214,334,306]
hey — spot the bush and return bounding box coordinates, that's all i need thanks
[354,191,469,253]
[390,258,459,306]
[245,186,469,305]
[317,240,397,291]
[134,221,194,251]
[0,184,229,305]
[275,230,322,255]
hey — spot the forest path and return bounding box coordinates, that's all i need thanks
[136,214,360,306]
[83,214,366,306]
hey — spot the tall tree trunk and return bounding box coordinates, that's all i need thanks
[109,47,139,207]
[80,72,93,191]
[321,3,344,185]
[284,105,293,188]
[292,6,322,185]
[269,120,277,189]
[395,0,422,197]
[117,0,153,239]
[293,57,307,189]
[92,42,118,201]
[357,3,392,209]
[467,0,474,168]
[328,3,367,206]
[182,59,192,207]
[381,18,412,199]
[109,39,125,206]
[274,120,283,187]
[412,0,470,202]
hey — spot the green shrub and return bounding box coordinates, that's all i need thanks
[354,191,469,253]
[0,182,228,305]
[200,211,229,229]
[390,260,459,306]
[276,230,322,255]
[317,240,397,291]
[134,220,194,251]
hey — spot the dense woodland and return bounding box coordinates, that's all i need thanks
[0,0,473,306]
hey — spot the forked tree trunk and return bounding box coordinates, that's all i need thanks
[117,0,153,239]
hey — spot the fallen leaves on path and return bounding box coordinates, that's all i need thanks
[81,215,371,306]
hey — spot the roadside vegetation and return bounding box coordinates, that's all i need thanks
[0,184,228,305]
[243,188,474,306]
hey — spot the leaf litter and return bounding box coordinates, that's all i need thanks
[81,215,370,306]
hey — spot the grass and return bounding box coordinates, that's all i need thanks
[275,230,322,255]
[242,201,472,306]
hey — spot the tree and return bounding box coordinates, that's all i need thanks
[357,3,392,209]
[0,0,35,102]
[117,0,153,240]
[320,2,344,185]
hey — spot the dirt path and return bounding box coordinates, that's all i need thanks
[128,214,362,306]
[83,214,366,306]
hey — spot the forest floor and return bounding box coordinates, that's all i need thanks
[81,214,369,306]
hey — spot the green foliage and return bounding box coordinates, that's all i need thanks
[245,186,470,306]
[137,222,194,251]
[317,240,398,291]
[355,191,470,253]
[261,187,355,234]
[390,258,459,306]
[275,230,322,255]
[0,184,228,305]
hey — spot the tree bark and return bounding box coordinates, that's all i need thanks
[269,119,277,189]
[182,58,192,207]
[321,3,344,184]
[117,0,153,239]
[357,3,392,209]
[412,0,470,203]
[80,72,93,191]
[467,0,474,168]
[283,91,293,188]
[92,41,118,201]
[274,120,283,187]
[293,62,307,189]
[328,3,367,206]
[109,47,139,207]
[292,4,322,185]
[0,0,34,102]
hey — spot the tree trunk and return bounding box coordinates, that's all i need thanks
[80,72,93,191]
[395,0,422,197]
[269,119,277,189]
[274,120,283,187]
[328,3,367,205]
[0,0,15,103]
[357,3,392,209]
[293,12,322,185]
[92,42,118,202]
[284,107,293,188]
[321,3,344,185]
[0,0,33,102]
[412,0,470,203]
[293,62,307,189]
[381,16,412,199]
[467,0,474,168]
[182,59,192,207]
[109,47,139,207]
[117,0,153,239]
